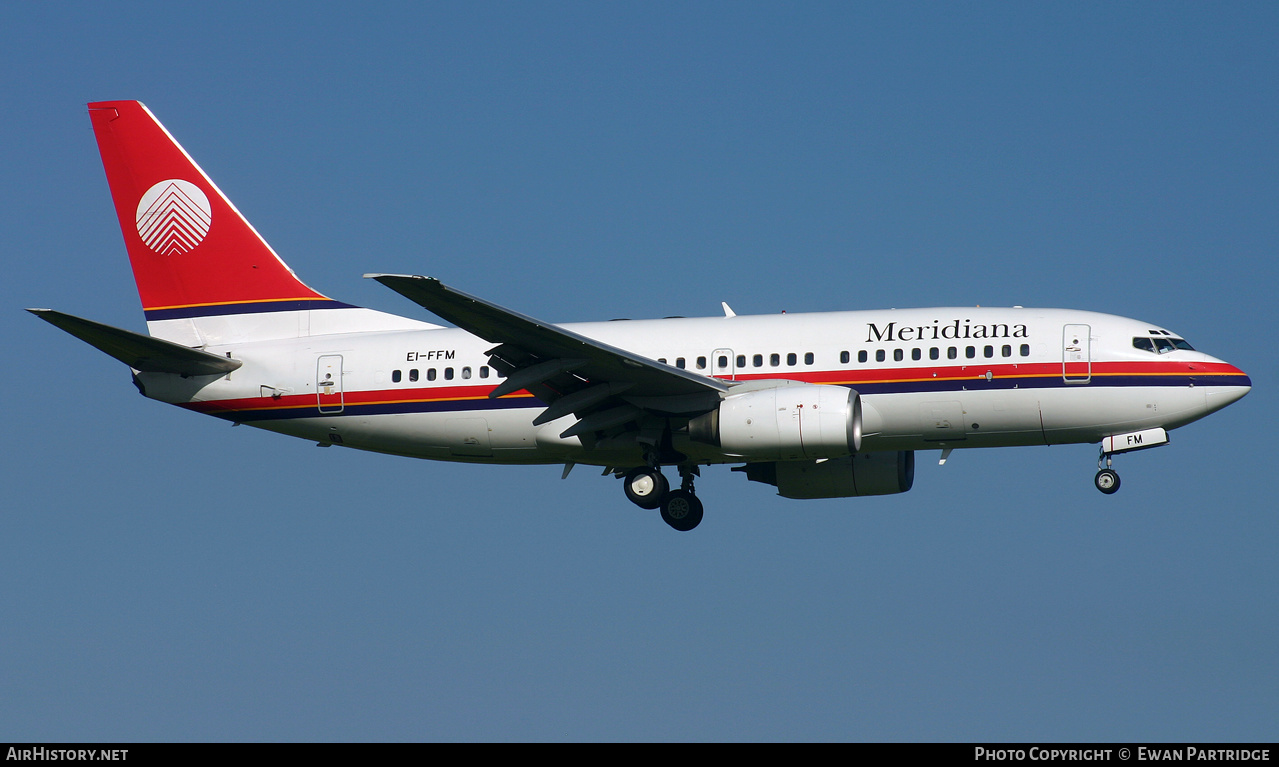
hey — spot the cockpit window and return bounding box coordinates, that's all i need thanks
[1133,335,1194,354]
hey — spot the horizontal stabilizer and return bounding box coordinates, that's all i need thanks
[28,309,242,376]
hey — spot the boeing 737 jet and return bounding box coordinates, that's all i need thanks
[31,101,1252,531]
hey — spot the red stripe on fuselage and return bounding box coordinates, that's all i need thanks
[179,359,1246,417]
[183,385,535,416]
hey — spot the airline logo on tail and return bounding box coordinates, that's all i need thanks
[89,100,335,319]
[135,179,212,255]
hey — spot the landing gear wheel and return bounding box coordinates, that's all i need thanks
[660,489,703,532]
[1094,468,1120,494]
[623,467,668,509]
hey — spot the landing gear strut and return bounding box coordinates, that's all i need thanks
[1094,449,1120,494]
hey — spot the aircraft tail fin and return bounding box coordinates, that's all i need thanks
[88,101,350,344]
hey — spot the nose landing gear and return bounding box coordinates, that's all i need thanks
[1094,449,1120,494]
[1091,428,1170,494]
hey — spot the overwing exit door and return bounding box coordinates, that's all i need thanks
[712,348,735,381]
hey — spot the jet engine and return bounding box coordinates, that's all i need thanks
[734,451,915,499]
[689,381,861,461]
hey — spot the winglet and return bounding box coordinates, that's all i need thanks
[721,302,736,318]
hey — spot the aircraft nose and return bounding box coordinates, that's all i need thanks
[1205,361,1251,410]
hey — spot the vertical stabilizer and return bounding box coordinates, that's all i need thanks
[88,101,350,344]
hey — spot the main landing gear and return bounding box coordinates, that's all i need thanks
[622,465,704,531]
[1094,449,1120,495]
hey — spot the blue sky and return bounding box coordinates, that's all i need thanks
[2,2,1275,741]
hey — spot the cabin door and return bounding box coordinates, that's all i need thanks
[317,355,345,413]
[1062,325,1091,383]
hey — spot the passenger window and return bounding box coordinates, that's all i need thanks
[676,357,686,369]
[480,366,490,378]
[894,349,903,362]
[984,345,994,358]
[804,352,814,365]
[1002,345,1012,358]
[948,347,958,360]
[858,350,867,363]
[427,368,437,381]
[718,355,728,369]
[1020,344,1030,357]
[444,368,454,380]
[787,353,796,366]
[736,355,746,368]
[770,353,780,367]
[697,356,707,370]
[392,370,402,383]
[753,354,763,367]
[966,346,976,359]
[658,358,667,364]
[409,369,419,382]
[840,351,850,364]
[875,350,886,362]
[930,347,940,360]
[912,348,921,361]
[462,367,472,379]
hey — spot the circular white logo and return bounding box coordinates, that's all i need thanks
[135,179,212,255]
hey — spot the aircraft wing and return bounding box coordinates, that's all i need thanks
[367,274,727,437]
[28,309,242,376]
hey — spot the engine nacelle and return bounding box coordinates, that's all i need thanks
[689,381,861,461]
[735,451,916,499]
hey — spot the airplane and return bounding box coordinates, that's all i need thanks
[30,101,1252,532]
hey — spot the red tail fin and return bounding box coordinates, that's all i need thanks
[88,101,338,322]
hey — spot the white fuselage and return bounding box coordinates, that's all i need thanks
[136,305,1251,468]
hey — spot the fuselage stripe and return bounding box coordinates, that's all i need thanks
[184,363,1248,422]
[144,299,357,321]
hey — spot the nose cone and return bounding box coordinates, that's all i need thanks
[1233,363,1250,387]
[1204,361,1251,411]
